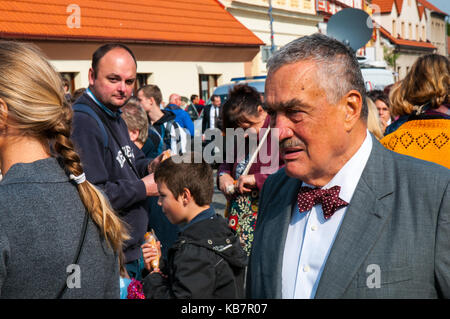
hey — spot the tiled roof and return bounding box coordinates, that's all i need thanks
[0,0,264,46]
[372,0,403,14]
[417,0,448,16]
[379,25,436,50]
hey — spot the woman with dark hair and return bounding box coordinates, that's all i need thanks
[380,54,450,168]
[367,89,392,134]
[218,84,283,255]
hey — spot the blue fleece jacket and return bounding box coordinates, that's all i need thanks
[71,92,152,263]
[165,104,194,136]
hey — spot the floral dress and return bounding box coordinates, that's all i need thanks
[226,155,259,256]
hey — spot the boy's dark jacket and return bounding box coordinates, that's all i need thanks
[142,212,248,299]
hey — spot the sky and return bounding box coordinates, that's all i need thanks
[426,0,450,17]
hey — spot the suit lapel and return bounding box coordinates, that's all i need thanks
[315,138,395,298]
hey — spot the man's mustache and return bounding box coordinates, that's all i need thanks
[280,137,304,149]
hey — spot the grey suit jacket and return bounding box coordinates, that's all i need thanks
[247,136,450,298]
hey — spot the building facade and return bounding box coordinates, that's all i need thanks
[219,0,322,75]
[0,0,263,102]
[372,0,447,80]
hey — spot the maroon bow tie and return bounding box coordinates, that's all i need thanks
[297,185,349,220]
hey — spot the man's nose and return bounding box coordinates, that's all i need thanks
[117,81,127,92]
[272,113,293,141]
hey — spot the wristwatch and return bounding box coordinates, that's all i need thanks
[218,171,229,178]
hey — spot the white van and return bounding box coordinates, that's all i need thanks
[360,67,395,91]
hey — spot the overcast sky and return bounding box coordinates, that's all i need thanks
[427,0,450,17]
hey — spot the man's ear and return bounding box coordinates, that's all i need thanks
[342,90,363,131]
[88,67,95,87]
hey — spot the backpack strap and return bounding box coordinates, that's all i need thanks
[163,120,175,152]
[72,103,109,149]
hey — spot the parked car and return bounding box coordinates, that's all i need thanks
[361,67,395,91]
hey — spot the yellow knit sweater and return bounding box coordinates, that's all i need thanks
[380,118,450,169]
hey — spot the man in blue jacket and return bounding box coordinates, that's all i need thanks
[71,43,159,280]
[165,93,194,136]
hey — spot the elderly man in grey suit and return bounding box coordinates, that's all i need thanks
[247,33,450,299]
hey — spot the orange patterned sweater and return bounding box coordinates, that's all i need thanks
[380,118,450,169]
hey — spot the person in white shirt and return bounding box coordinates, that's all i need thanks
[246,33,450,299]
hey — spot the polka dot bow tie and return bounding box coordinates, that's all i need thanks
[297,185,349,220]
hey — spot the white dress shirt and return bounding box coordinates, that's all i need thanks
[209,106,219,129]
[282,131,373,299]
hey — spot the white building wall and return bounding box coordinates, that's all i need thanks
[51,59,245,102]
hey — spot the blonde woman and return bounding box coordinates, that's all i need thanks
[0,41,128,298]
[366,98,384,140]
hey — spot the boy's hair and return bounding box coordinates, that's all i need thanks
[154,153,214,206]
[138,84,163,106]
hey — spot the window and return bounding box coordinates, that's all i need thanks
[134,73,151,92]
[303,0,312,9]
[392,20,396,37]
[290,0,299,8]
[409,23,412,39]
[401,22,405,38]
[422,26,426,41]
[416,24,419,41]
[261,45,276,63]
[60,72,76,94]
[199,74,219,101]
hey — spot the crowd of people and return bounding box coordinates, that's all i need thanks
[0,32,449,299]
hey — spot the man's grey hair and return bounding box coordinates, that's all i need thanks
[267,33,367,119]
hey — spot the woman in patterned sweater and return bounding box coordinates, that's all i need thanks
[380,54,450,169]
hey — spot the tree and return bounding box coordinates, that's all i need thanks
[383,46,400,69]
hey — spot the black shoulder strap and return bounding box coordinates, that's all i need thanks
[56,212,89,299]
[87,104,141,179]
[72,103,109,149]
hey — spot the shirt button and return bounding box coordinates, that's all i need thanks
[303,265,310,272]
[311,225,317,231]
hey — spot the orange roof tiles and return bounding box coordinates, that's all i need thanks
[372,0,403,14]
[417,0,448,16]
[379,25,436,50]
[0,0,264,46]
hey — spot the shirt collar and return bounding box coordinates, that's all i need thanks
[179,206,216,233]
[302,130,373,204]
[86,87,122,119]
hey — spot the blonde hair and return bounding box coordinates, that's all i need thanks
[366,98,384,140]
[0,40,129,252]
[121,97,149,145]
[390,54,449,117]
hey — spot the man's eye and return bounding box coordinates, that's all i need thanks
[126,80,135,85]
[108,77,119,82]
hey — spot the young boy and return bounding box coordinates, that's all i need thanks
[141,153,247,299]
